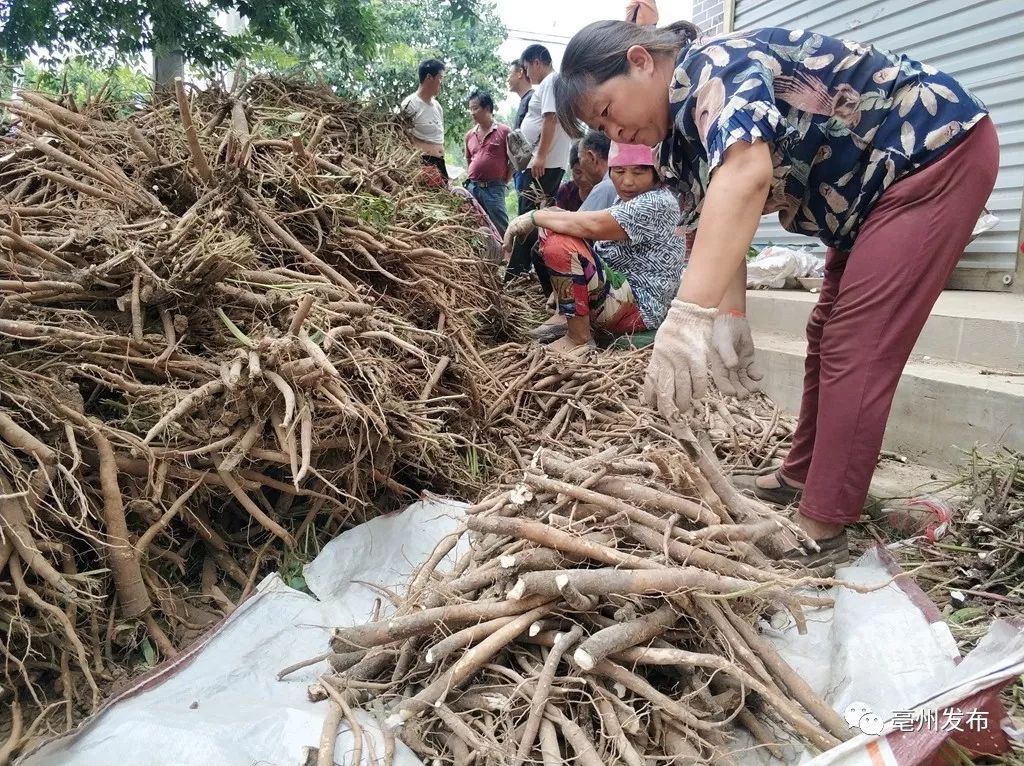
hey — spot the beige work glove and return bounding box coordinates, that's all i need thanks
[503,212,536,253]
[643,300,717,420]
[710,313,764,399]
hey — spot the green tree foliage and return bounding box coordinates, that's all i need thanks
[0,0,379,68]
[321,0,508,145]
[18,56,150,105]
[0,0,507,146]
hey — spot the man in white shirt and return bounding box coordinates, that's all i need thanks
[400,59,448,182]
[509,44,571,285]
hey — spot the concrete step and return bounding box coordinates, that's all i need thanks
[753,329,1024,469]
[746,290,1024,372]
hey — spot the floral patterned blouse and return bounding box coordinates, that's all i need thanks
[658,28,988,251]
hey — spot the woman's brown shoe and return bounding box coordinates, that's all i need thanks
[732,469,803,507]
[774,531,850,578]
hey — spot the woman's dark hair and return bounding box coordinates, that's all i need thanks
[468,89,495,112]
[418,58,446,83]
[661,20,701,43]
[554,20,700,137]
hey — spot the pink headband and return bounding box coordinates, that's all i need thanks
[608,141,656,168]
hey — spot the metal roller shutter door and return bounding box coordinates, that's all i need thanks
[731,0,1023,290]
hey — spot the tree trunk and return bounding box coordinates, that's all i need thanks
[151,0,184,95]
[154,49,184,93]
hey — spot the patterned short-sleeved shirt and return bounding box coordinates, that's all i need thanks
[659,28,988,251]
[592,187,686,328]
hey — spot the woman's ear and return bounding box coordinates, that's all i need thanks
[626,44,656,75]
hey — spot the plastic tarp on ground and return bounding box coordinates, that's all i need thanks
[19,500,1024,766]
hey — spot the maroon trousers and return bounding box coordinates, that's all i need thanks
[781,117,999,525]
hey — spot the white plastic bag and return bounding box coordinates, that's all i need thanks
[21,510,1024,766]
[747,245,825,289]
[972,211,999,240]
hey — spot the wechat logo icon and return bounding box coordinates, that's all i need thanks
[844,701,884,736]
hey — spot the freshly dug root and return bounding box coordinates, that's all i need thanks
[537,718,561,766]
[513,625,584,766]
[0,73,805,760]
[467,515,652,569]
[142,381,225,446]
[84,420,151,618]
[547,706,604,766]
[331,595,551,652]
[314,698,343,766]
[573,603,678,671]
[538,455,720,526]
[426,615,518,665]
[298,423,853,765]
[612,645,842,751]
[0,75,536,749]
[722,603,854,742]
[508,567,790,602]
[593,691,646,766]
[0,698,23,766]
[386,602,553,725]
[0,477,76,600]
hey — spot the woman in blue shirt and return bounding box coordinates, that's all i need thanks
[554,22,999,569]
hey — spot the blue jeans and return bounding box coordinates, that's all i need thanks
[468,181,509,235]
[513,170,529,194]
[508,167,563,291]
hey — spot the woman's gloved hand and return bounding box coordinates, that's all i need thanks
[643,300,717,420]
[709,312,764,399]
[503,212,536,252]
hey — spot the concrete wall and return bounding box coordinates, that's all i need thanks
[755,334,1024,468]
[692,0,727,35]
[746,292,1024,469]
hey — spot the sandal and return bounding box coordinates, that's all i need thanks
[776,531,850,578]
[529,323,568,344]
[732,469,803,507]
[546,339,597,356]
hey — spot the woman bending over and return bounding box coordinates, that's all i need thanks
[554,20,996,568]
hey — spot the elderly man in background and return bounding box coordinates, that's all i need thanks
[401,58,448,182]
[577,130,617,212]
[464,89,511,234]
